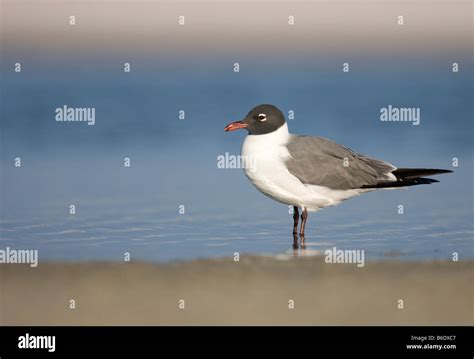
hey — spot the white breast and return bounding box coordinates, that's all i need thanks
[241,124,367,211]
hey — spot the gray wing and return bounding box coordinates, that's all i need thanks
[285,135,397,190]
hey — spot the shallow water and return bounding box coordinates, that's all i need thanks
[1,189,472,263]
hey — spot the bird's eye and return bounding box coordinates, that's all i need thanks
[258,114,267,122]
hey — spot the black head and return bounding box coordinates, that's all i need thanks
[224,104,286,135]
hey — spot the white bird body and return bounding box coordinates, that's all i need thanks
[241,123,369,212]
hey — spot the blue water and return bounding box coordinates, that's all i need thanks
[0,199,472,262]
[1,54,473,263]
[0,150,472,262]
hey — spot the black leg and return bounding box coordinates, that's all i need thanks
[299,208,308,236]
[292,233,299,249]
[292,206,299,234]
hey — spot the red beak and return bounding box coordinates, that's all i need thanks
[224,121,248,132]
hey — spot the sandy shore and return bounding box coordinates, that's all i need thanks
[0,257,472,325]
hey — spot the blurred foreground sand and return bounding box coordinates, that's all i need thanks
[0,257,472,325]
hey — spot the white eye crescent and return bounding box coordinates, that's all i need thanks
[258,113,267,121]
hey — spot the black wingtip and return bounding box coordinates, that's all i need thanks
[427,169,453,174]
[361,177,440,189]
[392,168,453,179]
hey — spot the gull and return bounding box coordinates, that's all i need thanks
[225,104,452,236]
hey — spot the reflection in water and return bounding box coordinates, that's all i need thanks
[0,207,472,262]
[292,234,307,257]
